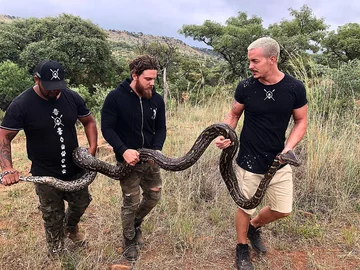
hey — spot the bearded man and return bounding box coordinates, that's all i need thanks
[101,55,166,261]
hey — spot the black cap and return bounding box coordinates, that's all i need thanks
[35,60,67,90]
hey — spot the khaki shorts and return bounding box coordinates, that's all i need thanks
[235,165,293,215]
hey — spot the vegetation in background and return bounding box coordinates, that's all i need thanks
[1,5,360,107]
[0,60,33,110]
[180,11,267,79]
[268,6,327,64]
[0,14,123,92]
[321,23,360,65]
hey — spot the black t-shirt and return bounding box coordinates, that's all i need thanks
[1,87,90,180]
[234,74,307,174]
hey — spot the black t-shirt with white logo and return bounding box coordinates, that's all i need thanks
[234,74,307,174]
[1,87,90,180]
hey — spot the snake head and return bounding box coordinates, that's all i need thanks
[278,150,301,167]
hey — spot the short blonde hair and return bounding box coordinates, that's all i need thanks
[248,37,280,61]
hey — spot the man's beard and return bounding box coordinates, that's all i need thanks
[135,81,153,99]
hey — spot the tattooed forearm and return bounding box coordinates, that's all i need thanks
[223,99,243,129]
[0,139,13,169]
[0,131,17,169]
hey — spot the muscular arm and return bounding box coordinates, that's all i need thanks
[215,99,245,149]
[224,99,245,129]
[78,115,98,156]
[283,104,308,152]
[0,128,20,185]
[0,128,18,170]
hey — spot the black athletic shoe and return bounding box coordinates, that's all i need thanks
[236,244,254,270]
[247,224,267,254]
[122,235,138,261]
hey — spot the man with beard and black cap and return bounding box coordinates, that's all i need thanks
[0,60,98,257]
[101,55,166,261]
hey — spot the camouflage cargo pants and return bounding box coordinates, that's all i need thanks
[35,183,92,254]
[118,162,162,240]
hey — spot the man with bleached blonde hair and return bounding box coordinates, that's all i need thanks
[216,37,308,270]
[248,36,280,60]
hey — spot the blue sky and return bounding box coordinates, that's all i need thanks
[1,0,360,47]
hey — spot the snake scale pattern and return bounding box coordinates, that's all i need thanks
[0,123,300,208]
[0,170,97,192]
[73,123,300,209]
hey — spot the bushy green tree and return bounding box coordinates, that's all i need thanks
[180,12,267,79]
[0,14,123,90]
[180,6,329,79]
[321,23,360,65]
[72,84,112,118]
[0,60,33,110]
[268,5,328,71]
[0,20,29,63]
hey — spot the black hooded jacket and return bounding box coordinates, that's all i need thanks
[101,78,166,162]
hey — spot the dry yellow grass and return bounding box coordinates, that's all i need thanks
[0,92,359,269]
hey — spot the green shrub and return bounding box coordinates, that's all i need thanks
[0,60,33,110]
[72,84,112,119]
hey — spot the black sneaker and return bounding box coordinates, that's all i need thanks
[247,224,267,254]
[122,235,138,261]
[236,244,254,270]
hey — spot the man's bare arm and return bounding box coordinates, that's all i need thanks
[0,128,19,170]
[0,128,20,186]
[78,115,98,156]
[215,99,245,149]
[224,99,245,129]
[283,104,308,152]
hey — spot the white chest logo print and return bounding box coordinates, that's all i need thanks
[51,108,67,174]
[264,89,275,101]
[151,108,157,120]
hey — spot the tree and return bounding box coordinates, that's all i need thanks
[268,5,328,69]
[0,22,28,63]
[0,14,123,90]
[180,12,267,79]
[321,23,360,65]
[0,60,33,110]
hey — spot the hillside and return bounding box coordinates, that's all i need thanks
[106,29,215,59]
[0,14,18,22]
[0,14,216,60]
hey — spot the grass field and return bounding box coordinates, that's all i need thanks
[1,85,359,269]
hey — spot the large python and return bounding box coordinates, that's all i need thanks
[72,123,300,209]
[0,123,299,208]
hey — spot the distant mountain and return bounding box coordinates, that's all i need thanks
[0,14,19,22]
[0,14,217,60]
[106,29,214,58]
